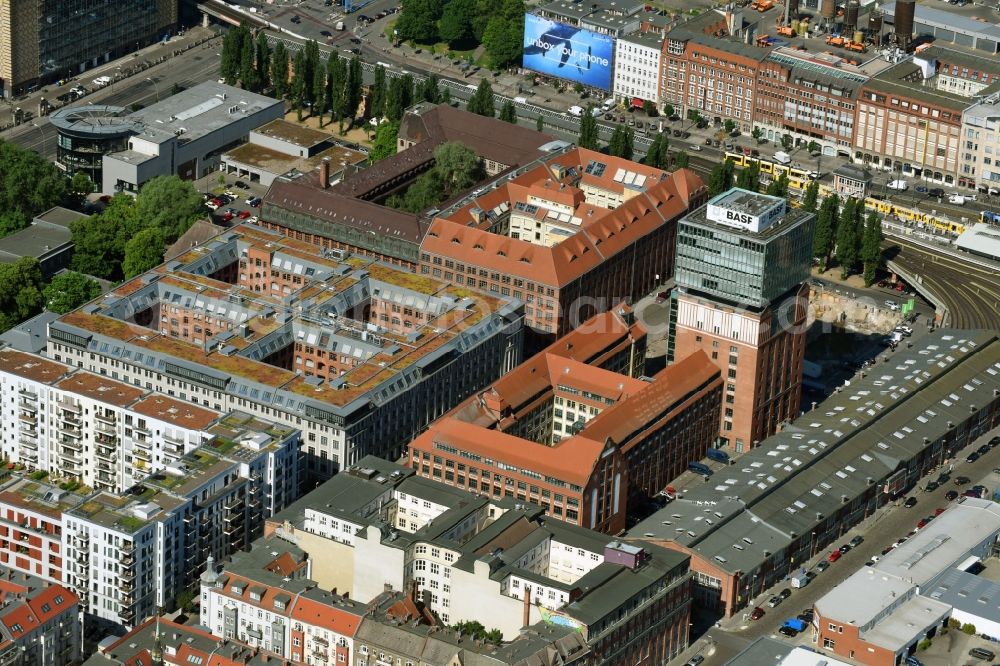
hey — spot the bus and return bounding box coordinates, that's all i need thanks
[981,210,1000,226]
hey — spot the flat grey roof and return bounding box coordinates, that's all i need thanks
[815,566,917,629]
[956,223,1000,259]
[34,206,88,228]
[925,568,1000,626]
[0,311,61,354]
[861,594,951,650]
[125,81,281,144]
[882,2,1000,40]
[0,218,74,262]
[629,330,1000,576]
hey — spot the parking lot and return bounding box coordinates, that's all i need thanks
[194,173,268,228]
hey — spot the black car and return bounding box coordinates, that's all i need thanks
[838,544,851,554]
[979,444,991,455]
[928,187,945,198]
[849,536,864,548]
[925,480,939,492]
[673,129,681,137]
[320,30,332,36]
[804,571,817,581]
[704,138,712,146]
[990,436,1000,448]
[816,561,830,572]
[968,452,981,463]
[904,496,918,508]
[290,14,301,23]
[936,472,951,484]
[956,476,972,485]
[778,626,799,637]
[779,588,792,600]
[881,545,894,555]
[946,490,959,500]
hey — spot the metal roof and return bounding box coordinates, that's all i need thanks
[630,330,1000,576]
[881,2,1000,41]
[956,223,1000,259]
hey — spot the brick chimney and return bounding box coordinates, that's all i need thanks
[522,586,531,627]
[319,158,331,189]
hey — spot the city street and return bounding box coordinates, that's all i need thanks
[677,425,1000,665]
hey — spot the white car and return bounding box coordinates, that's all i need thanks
[689,144,702,151]
[949,194,966,205]
[887,180,908,191]
[248,216,259,224]
[205,201,220,211]
[567,105,584,117]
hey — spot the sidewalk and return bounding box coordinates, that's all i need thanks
[0,25,221,132]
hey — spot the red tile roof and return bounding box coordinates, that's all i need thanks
[0,582,77,639]
[289,595,362,637]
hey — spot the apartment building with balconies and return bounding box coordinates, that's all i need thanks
[0,412,298,631]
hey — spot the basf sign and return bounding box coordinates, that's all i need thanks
[523,14,614,91]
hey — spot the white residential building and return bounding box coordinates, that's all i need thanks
[959,93,1000,192]
[613,32,664,108]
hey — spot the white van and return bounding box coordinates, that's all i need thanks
[887,180,908,191]
[92,75,111,87]
[567,105,584,117]
[773,151,791,165]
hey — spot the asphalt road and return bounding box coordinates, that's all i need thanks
[887,235,1000,331]
[683,425,1000,666]
[5,34,222,160]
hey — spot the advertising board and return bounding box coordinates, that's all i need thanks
[522,14,614,91]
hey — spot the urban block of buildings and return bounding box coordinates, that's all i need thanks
[42,223,523,480]
[671,188,814,452]
[0,393,299,629]
[408,308,722,533]
[197,538,591,666]
[0,0,177,97]
[50,82,284,193]
[0,569,79,665]
[266,455,694,664]
[814,498,1000,666]
[631,329,1000,619]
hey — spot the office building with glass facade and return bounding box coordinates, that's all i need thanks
[671,188,815,454]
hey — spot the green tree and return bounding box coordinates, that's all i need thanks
[642,100,656,117]
[708,159,735,195]
[645,134,669,169]
[807,140,820,154]
[433,142,483,193]
[765,172,789,197]
[861,210,883,287]
[175,590,195,614]
[312,51,328,126]
[123,228,165,279]
[0,258,45,333]
[813,194,839,269]
[724,119,736,134]
[751,126,762,143]
[43,271,101,314]
[0,140,69,236]
[67,172,95,208]
[499,100,517,124]
[396,0,443,43]
[535,115,544,132]
[271,41,289,99]
[220,27,243,85]
[439,0,476,45]
[578,107,599,150]
[327,54,347,125]
[371,65,387,119]
[467,79,495,117]
[482,15,523,68]
[962,623,977,635]
[802,180,819,212]
[344,57,363,126]
[291,50,307,120]
[736,162,760,191]
[421,74,442,104]
[780,133,793,150]
[608,125,634,159]
[385,74,414,122]
[135,176,204,244]
[369,122,400,163]
[664,103,674,117]
[452,621,503,645]
[835,197,861,278]
[239,29,260,91]
[255,32,271,89]
[674,150,689,168]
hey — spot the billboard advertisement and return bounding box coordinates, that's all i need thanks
[522,14,614,91]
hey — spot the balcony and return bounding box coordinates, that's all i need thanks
[94,411,116,424]
[18,438,37,450]
[95,420,116,436]
[132,448,151,462]
[60,413,81,428]
[223,524,244,539]
[119,541,135,555]
[96,447,117,462]
[57,399,81,414]
[18,388,37,399]
[120,580,134,592]
[119,567,136,582]
[61,437,83,451]
[17,398,36,412]
[120,551,135,566]
[119,607,135,623]
[17,412,36,425]
[224,496,244,512]
[76,551,89,565]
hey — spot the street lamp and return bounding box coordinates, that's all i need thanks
[145,77,159,103]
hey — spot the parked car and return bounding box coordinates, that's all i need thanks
[946,490,959,500]
[684,657,704,666]
[991,436,1000,448]
[655,291,670,303]
[925,480,939,492]
[882,545,894,555]
[778,625,799,637]
[816,560,830,572]
[237,210,252,220]
[779,588,792,600]
[934,507,946,516]
[979,444,991,455]
[904,496,918,508]
[827,550,842,563]
[221,211,234,223]
[206,201,220,210]
[767,595,783,608]
[838,544,851,554]
[968,452,981,463]
[849,536,864,548]
[928,187,945,198]
[956,476,972,486]
[917,517,930,529]
[235,180,248,189]
[750,607,765,620]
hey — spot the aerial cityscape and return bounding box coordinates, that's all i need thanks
[0,0,998,665]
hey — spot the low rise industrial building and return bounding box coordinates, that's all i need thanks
[221,119,368,187]
[630,329,1000,619]
[45,223,524,482]
[0,207,85,278]
[814,498,1000,666]
[267,455,694,664]
[408,308,722,534]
